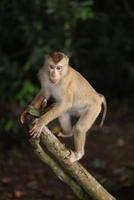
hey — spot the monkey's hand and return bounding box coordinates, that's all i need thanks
[29,118,45,138]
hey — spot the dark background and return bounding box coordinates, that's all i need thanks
[0,1,134,200]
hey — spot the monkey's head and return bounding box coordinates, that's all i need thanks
[45,52,69,85]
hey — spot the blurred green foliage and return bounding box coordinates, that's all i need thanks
[0,0,93,104]
[0,0,134,133]
[0,0,93,133]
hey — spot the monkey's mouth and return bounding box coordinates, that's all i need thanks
[49,77,59,84]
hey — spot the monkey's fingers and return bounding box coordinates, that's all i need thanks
[30,119,41,133]
[29,123,43,137]
[30,127,42,138]
[66,151,79,164]
[32,118,39,125]
[30,127,39,136]
[29,124,39,134]
[64,150,74,164]
[31,130,41,138]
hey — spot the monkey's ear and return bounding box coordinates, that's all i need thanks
[65,55,69,64]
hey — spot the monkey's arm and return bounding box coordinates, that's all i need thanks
[41,102,71,124]
[30,99,72,138]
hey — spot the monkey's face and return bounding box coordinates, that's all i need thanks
[46,56,69,84]
[48,63,63,84]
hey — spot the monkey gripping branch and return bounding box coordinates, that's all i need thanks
[22,105,117,200]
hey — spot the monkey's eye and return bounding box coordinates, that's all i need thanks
[49,65,55,69]
[56,66,62,71]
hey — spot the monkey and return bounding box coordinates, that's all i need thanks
[20,52,107,163]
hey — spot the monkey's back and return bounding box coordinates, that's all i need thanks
[69,67,101,106]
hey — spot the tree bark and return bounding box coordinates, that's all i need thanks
[40,126,116,200]
[24,107,117,200]
[30,138,89,200]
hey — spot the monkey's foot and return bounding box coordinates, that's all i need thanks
[57,132,73,138]
[67,151,84,164]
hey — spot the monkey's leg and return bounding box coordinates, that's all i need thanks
[58,113,73,137]
[68,106,101,163]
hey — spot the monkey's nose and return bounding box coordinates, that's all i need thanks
[51,73,57,77]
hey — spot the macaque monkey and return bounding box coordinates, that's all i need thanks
[20,52,107,163]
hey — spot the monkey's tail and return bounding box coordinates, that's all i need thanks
[100,94,107,128]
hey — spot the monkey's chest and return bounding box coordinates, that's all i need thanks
[49,86,62,101]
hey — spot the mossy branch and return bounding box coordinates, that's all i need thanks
[30,138,89,200]
[23,106,117,200]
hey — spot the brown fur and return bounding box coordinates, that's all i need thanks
[49,52,65,64]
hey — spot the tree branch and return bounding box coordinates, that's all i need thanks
[23,106,117,200]
[40,126,116,200]
[30,138,89,200]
